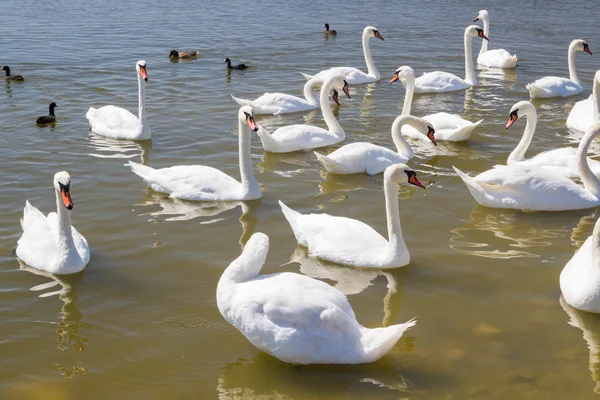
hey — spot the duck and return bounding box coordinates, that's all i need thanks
[169,50,199,59]
[561,215,600,313]
[503,100,600,179]
[280,163,425,268]
[473,10,517,68]
[36,102,57,124]
[216,232,417,364]
[224,58,248,70]
[128,106,261,201]
[86,60,150,140]
[231,78,330,115]
[314,115,436,175]
[300,26,384,84]
[526,39,592,99]
[453,122,600,211]
[390,65,483,141]
[412,25,488,94]
[324,23,337,35]
[16,171,90,274]
[256,74,350,153]
[2,66,24,81]
[567,70,600,133]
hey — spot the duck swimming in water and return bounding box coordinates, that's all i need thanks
[2,66,24,81]
[324,23,337,35]
[224,58,249,70]
[169,50,199,59]
[36,102,57,125]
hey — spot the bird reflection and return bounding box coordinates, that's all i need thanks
[477,66,517,82]
[560,296,600,394]
[257,150,314,174]
[287,246,409,326]
[317,169,377,194]
[571,212,600,247]
[18,261,87,354]
[359,82,377,120]
[87,132,152,164]
[450,206,572,258]
[216,352,413,398]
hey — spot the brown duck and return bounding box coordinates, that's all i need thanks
[2,66,24,81]
[169,50,199,59]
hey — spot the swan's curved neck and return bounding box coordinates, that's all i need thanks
[362,32,379,80]
[479,15,489,56]
[238,119,259,195]
[383,176,405,252]
[507,110,537,164]
[593,77,600,121]
[137,73,149,137]
[320,80,344,136]
[592,218,600,270]
[303,79,319,106]
[55,189,75,254]
[464,32,477,86]
[401,78,415,116]
[577,127,600,197]
[390,116,415,158]
[568,42,582,85]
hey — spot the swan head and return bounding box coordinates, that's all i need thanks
[364,26,384,41]
[136,60,148,81]
[571,39,592,56]
[325,74,351,99]
[53,171,73,210]
[332,89,340,105]
[385,164,426,189]
[389,65,415,85]
[506,101,536,129]
[169,50,179,58]
[466,25,488,41]
[239,106,259,132]
[412,117,437,146]
[473,10,488,22]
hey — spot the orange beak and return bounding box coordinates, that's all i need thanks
[246,115,258,131]
[342,81,351,99]
[374,32,384,41]
[506,114,518,129]
[408,174,426,189]
[389,73,400,84]
[332,90,340,105]
[61,189,73,210]
[427,127,437,146]
[585,46,593,56]
[139,66,149,81]
[478,31,489,41]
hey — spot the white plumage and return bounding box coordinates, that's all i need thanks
[474,10,518,69]
[567,70,600,132]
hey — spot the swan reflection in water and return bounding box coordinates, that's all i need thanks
[86,132,152,164]
[477,66,517,82]
[216,352,412,399]
[560,296,600,394]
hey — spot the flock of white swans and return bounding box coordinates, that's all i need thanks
[13,10,600,365]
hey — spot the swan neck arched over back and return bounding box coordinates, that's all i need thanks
[577,124,600,197]
[55,187,75,255]
[218,234,268,287]
[383,169,405,254]
[568,41,582,85]
[362,29,379,80]
[137,71,149,137]
[303,79,319,106]
[238,116,259,195]
[320,77,343,135]
[507,107,537,164]
[593,73,600,121]
[479,13,489,55]
[401,73,415,116]
[464,28,477,86]
[391,116,416,159]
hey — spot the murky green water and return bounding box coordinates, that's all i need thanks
[1,0,600,398]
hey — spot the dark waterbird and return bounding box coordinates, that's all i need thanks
[169,50,199,59]
[2,66,24,81]
[224,58,249,70]
[324,23,337,35]
[36,102,57,125]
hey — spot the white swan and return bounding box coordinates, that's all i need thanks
[453,122,600,211]
[16,172,90,274]
[86,60,150,140]
[526,39,592,99]
[390,65,483,141]
[128,106,261,201]
[567,70,600,132]
[257,74,350,153]
[280,164,425,268]
[504,100,600,178]
[473,10,517,68]
[561,216,600,313]
[412,25,488,94]
[299,26,384,84]
[216,232,417,364]
[231,78,326,115]
[314,115,436,175]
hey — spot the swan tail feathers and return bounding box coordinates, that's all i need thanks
[278,200,307,246]
[230,95,251,107]
[360,318,417,362]
[453,166,495,205]
[451,120,483,141]
[314,151,343,173]
[299,72,314,80]
[128,161,156,180]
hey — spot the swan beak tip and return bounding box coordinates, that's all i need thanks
[409,175,426,189]
[61,191,74,210]
[474,17,479,22]
[585,48,593,56]
[506,118,517,129]
[389,75,399,84]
